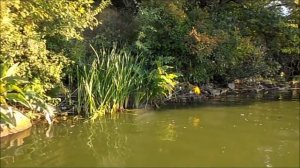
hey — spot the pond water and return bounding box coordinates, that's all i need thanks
[1,92,299,167]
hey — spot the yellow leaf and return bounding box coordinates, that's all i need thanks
[79,7,85,14]
[193,86,201,95]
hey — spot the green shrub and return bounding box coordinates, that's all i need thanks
[90,8,137,49]
[142,57,179,106]
[133,0,293,83]
[0,0,110,91]
[134,4,188,70]
[0,62,55,124]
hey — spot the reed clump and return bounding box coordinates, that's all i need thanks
[76,45,147,120]
[76,45,179,120]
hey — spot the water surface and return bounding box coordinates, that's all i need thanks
[1,98,299,167]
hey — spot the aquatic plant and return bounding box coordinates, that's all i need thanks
[76,45,179,120]
[76,45,147,120]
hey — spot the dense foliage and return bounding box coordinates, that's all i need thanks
[0,0,299,120]
[0,0,110,90]
[128,0,299,83]
[0,63,54,124]
[77,45,178,119]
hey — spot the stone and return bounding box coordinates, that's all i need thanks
[228,83,235,90]
[210,89,221,96]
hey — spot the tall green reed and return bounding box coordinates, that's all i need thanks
[76,45,147,120]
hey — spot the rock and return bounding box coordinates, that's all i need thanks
[0,107,32,138]
[220,88,229,95]
[228,83,235,90]
[234,79,242,89]
[261,79,275,88]
[291,76,300,88]
[255,84,265,92]
[210,89,222,96]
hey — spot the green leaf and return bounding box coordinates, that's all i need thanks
[0,111,13,125]
[0,84,6,95]
[5,63,19,78]
[0,63,8,79]
[6,84,25,95]
[6,93,30,108]
[3,76,29,84]
[0,96,7,105]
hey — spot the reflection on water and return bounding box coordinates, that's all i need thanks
[0,97,299,167]
[45,124,54,138]
[0,128,31,149]
[160,122,177,141]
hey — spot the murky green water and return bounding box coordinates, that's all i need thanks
[1,96,299,167]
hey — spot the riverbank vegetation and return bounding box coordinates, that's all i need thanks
[1,0,299,123]
[76,45,178,119]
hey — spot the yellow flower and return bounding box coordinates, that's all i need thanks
[193,86,201,95]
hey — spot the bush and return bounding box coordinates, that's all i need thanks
[0,62,55,124]
[134,2,189,70]
[0,0,110,91]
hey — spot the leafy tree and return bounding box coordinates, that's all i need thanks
[225,0,300,78]
[134,0,299,83]
[135,0,189,71]
[0,0,110,90]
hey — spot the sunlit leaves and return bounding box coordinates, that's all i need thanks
[0,62,56,124]
[77,45,146,119]
[0,0,110,91]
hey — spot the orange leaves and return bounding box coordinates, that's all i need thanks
[185,26,220,55]
[189,26,219,46]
